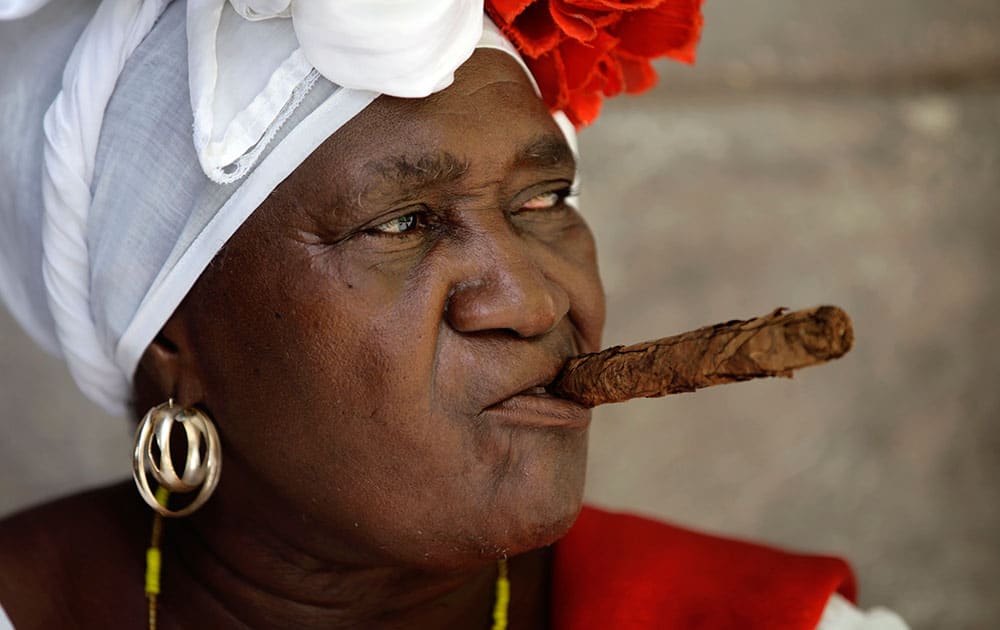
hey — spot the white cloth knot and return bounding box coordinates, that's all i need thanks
[190,0,484,183]
[229,0,291,20]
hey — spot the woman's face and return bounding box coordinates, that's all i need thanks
[169,49,605,568]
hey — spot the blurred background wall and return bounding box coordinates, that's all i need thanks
[2,0,998,627]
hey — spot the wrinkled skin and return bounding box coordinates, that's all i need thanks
[0,49,606,629]
[163,46,605,564]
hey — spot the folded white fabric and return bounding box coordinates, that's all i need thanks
[0,0,570,415]
[817,594,910,630]
[188,0,483,183]
[0,0,50,19]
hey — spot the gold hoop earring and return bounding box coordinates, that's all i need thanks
[132,399,222,518]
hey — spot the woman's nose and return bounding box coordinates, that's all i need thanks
[445,237,570,339]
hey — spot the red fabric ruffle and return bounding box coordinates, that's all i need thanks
[486,0,705,127]
[551,506,858,630]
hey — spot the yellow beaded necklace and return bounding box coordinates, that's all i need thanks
[144,493,511,630]
[491,558,511,630]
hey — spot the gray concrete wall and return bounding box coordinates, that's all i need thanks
[3,1,999,627]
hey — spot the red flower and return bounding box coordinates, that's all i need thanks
[486,0,704,127]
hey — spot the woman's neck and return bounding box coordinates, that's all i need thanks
[154,484,552,629]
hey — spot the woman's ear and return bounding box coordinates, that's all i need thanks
[133,314,206,411]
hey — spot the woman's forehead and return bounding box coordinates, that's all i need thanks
[336,49,551,148]
[281,49,570,210]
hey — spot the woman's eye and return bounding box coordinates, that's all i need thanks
[516,187,575,214]
[520,191,562,211]
[371,213,419,235]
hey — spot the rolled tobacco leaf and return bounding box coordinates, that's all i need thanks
[548,306,854,408]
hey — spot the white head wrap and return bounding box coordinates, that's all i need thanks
[0,0,578,415]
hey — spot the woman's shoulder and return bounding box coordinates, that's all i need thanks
[563,504,857,591]
[0,481,148,628]
[552,505,898,630]
[0,480,145,563]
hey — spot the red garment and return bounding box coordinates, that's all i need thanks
[552,506,857,630]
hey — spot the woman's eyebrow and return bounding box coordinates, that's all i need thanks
[513,133,576,172]
[332,152,470,216]
[366,151,471,193]
[339,134,575,214]
[363,133,573,193]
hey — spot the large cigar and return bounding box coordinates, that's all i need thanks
[549,306,854,408]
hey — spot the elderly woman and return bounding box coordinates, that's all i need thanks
[0,1,908,628]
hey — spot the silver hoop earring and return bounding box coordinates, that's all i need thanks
[132,399,222,518]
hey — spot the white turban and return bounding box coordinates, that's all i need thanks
[0,0,578,415]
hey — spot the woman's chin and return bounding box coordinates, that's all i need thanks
[358,429,589,571]
[499,493,584,556]
[489,428,589,553]
[418,495,584,572]
[451,453,588,567]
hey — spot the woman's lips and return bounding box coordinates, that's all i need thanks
[480,386,591,429]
